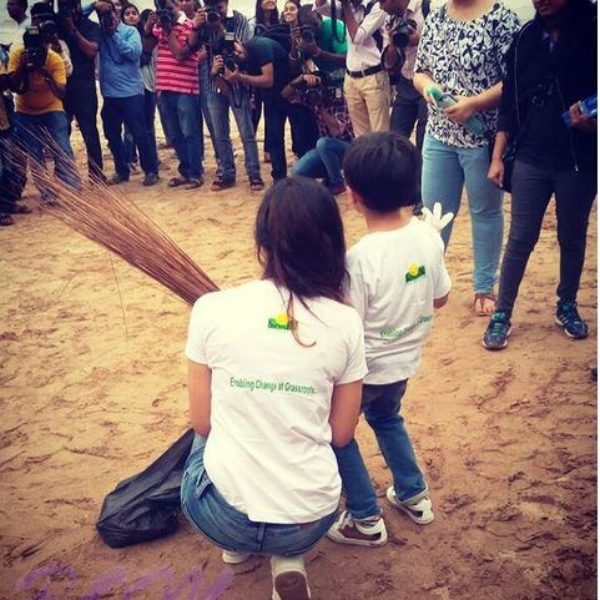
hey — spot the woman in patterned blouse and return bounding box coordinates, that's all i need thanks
[413,0,519,316]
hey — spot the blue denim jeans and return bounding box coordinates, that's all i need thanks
[12,110,80,191]
[206,90,260,181]
[101,95,159,177]
[333,380,426,520]
[421,134,504,294]
[159,91,203,179]
[181,435,336,556]
[292,137,349,189]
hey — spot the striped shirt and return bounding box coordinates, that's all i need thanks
[154,18,200,95]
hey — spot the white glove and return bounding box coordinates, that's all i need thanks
[422,202,454,233]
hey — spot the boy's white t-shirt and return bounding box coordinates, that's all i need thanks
[185,279,367,524]
[346,218,451,384]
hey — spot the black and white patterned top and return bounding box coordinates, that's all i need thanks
[415,2,520,148]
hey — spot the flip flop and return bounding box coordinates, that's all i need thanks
[474,293,496,317]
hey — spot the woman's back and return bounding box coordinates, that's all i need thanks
[186,279,365,524]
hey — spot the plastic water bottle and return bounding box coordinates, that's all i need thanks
[562,94,597,128]
[426,85,486,136]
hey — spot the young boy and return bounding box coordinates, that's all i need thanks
[327,132,451,546]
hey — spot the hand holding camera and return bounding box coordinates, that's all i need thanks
[389,18,416,49]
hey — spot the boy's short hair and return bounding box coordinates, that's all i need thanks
[343,132,421,212]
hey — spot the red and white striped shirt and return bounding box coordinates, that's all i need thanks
[154,18,200,95]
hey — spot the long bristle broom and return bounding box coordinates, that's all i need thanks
[19,133,219,304]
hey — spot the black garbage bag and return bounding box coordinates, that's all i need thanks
[96,428,195,548]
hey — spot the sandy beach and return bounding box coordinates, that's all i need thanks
[0,127,597,599]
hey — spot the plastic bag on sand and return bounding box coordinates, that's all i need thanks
[96,429,194,548]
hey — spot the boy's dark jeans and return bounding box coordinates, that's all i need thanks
[496,160,597,316]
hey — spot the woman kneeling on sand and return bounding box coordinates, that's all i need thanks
[181,177,367,600]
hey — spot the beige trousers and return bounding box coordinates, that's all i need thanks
[343,70,391,137]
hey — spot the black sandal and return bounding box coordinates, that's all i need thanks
[0,214,15,226]
[210,177,236,192]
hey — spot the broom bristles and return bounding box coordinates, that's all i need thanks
[16,130,219,305]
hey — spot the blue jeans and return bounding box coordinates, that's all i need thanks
[292,137,349,189]
[206,90,260,181]
[101,95,158,177]
[333,380,426,520]
[421,134,504,294]
[159,91,203,179]
[12,110,80,191]
[181,435,336,556]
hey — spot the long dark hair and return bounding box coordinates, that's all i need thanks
[255,177,347,343]
[254,0,280,29]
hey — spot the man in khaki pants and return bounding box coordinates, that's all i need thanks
[315,0,390,136]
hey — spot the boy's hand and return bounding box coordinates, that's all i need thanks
[422,202,454,232]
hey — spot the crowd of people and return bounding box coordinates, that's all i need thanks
[0,0,597,597]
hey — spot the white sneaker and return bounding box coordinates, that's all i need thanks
[271,555,311,600]
[222,549,252,564]
[326,510,388,547]
[386,487,435,525]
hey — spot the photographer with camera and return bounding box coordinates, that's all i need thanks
[381,0,427,151]
[148,0,204,189]
[219,34,316,183]
[94,0,159,187]
[286,69,354,195]
[189,0,264,192]
[8,19,79,201]
[289,7,346,87]
[31,3,73,77]
[56,0,104,182]
[314,0,390,136]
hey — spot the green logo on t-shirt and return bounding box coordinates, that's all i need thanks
[268,312,291,330]
[405,263,426,283]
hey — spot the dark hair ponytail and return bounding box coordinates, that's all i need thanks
[255,176,347,304]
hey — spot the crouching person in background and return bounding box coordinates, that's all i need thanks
[8,22,79,204]
[288,70,354,195]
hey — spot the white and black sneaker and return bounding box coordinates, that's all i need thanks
[326,510,388,547]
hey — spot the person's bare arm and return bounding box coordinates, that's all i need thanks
[329,380,362,447]
[188,360,212,436]
[227,62,274,89]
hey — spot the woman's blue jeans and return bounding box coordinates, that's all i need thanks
[292,137,349,189]
[421,134,504,294]
[181,434,336,557]
[333,380,427,520]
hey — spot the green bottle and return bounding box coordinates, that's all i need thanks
[426,85,486,136]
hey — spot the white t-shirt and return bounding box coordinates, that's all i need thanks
[346,218,451,384]
[185,279,367,524]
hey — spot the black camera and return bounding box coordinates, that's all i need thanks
[297,72,341,108]
[391,18,416,48]
[23,26,48,69]
[217,31,238,73]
